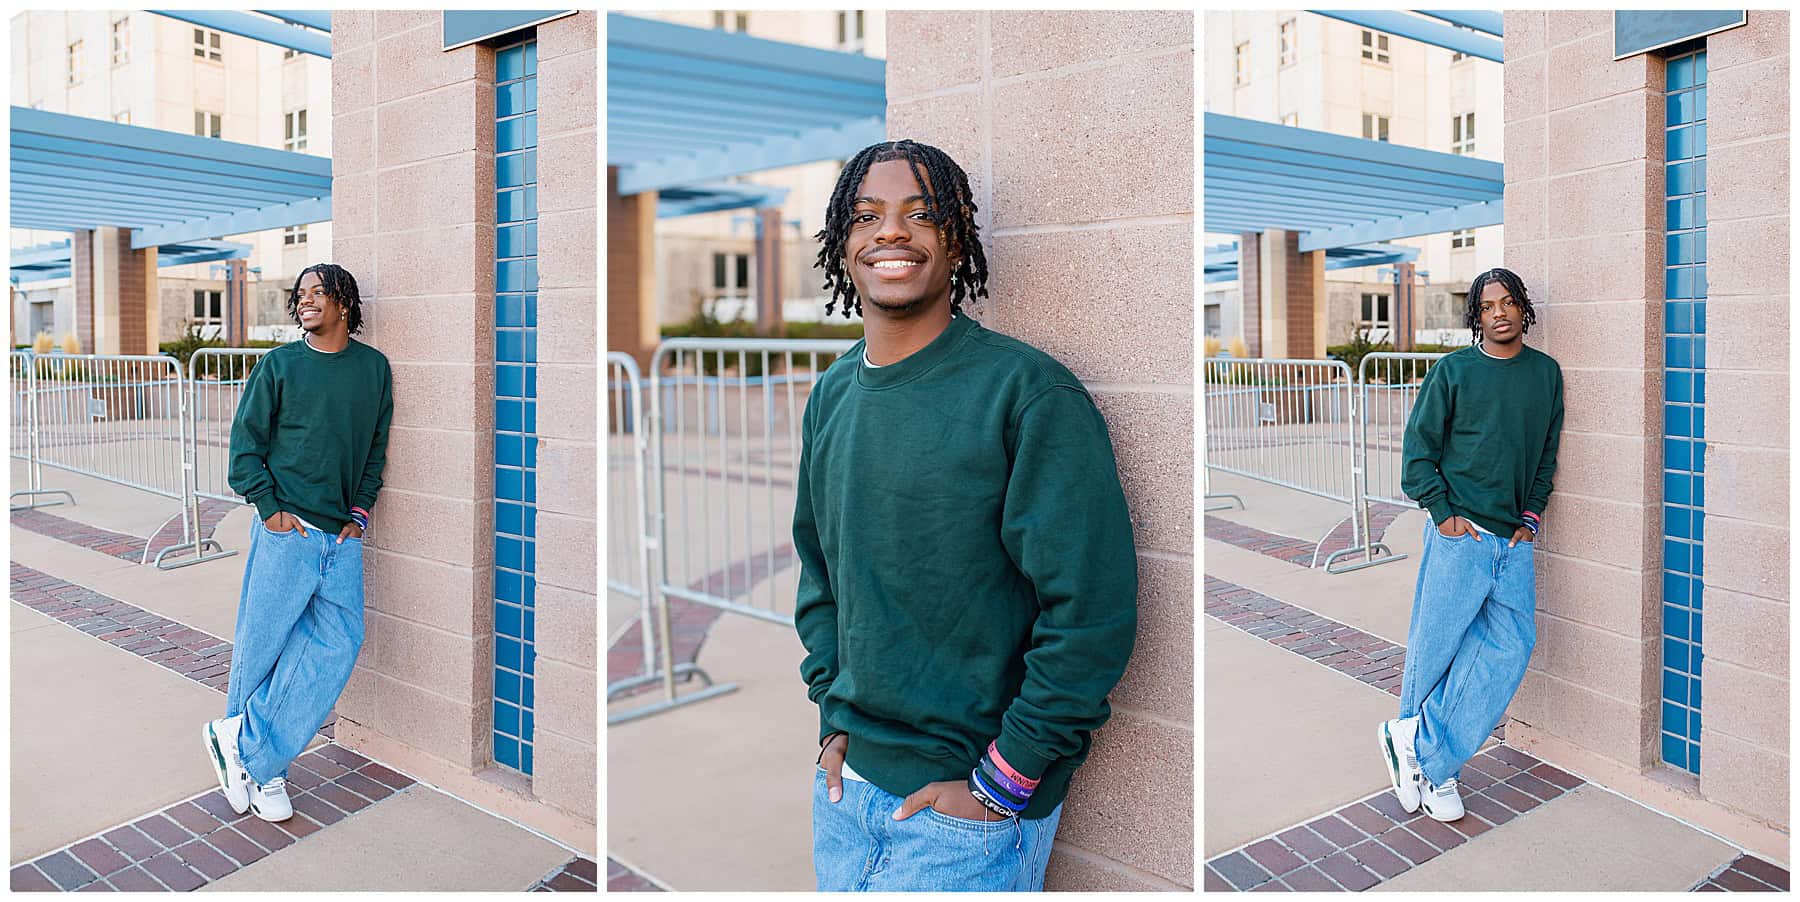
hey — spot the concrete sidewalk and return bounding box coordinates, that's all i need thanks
[1201,476,1789,892]
[9,472,596,892]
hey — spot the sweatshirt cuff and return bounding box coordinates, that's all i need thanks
[993,731,1056,783]
[1424,498,1454,526]
[248,493,280,523]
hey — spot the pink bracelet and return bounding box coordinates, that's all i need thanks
[987,741,1040,789]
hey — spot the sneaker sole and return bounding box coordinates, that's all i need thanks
[203,722,251,815]
[1378,722,1422,813]
[249,799,293,822]
[1422,803,1465,822]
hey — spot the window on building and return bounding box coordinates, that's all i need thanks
[284,224,308,246]
[113,110,130,124]
[1282,112,1298,127]
[1362,113,1390,142]
[837,10,865,52]
[714,252,750,291]
[1279,19,1297,66]
[194,27,222,62]
[1452,112,1475,154]
[1450,24,1479,63]
[284,109,308,151]
[194,110,221,138]
[1235,42,1250,86]
[1451,228,1475,249]
[1360,292,1391,335]
[1361,30,1389,64]
[283,47,296,60]
[111,17,129,66]
[713,10,749,32]
[67,41,84,86]
[193,290,224,326]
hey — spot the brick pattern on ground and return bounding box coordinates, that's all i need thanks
[1204,745,1589,891]
[526,856,600,892]
[9,562,337,737]
[11,498,238,564]
[1203,501,1410,569]
[1691,854,1791,892]
[606,858,663,892]
[1205,574,1414,698]
[607,542,796,697]
[8,745,417,892]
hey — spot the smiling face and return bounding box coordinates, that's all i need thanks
[293,271,345,335]
[842,159,956,318]
[1477,279,1523,346]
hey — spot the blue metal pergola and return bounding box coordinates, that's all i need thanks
[1311,10,1504,63]
[1203,241,1420,284]
[607,12,886,199]
[10,107,332,249]
[657,182,791,219]
[1204,113,1503,252]
[10,238,251,283]
[149,10,332,58]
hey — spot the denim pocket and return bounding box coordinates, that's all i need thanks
[923,805,1016,832]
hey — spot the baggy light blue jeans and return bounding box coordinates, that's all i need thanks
[224,521,366,784]
[1399,519,1537,786]
[812,767,1063,891]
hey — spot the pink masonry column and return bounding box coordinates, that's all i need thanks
[1503,10,1790,862]
[887,10,1196,890]
[1691,11,1789,833]
[530,9,600,834]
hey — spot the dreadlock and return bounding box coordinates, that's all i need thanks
[287,263,365,335]
[1464,267,1536,346]
[813,140,988,319]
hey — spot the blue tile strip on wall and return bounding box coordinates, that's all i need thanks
[1661,48,1706,776]
[494,38,539,776]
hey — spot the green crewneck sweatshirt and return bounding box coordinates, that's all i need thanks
[227,337,394,532]
[793,314,1138,819]
[1401,343,1564,537]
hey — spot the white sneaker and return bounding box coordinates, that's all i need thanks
[1379,717,1424,813]
[204,716,251,814]
[1419,775,1465,822]
[249,777,293,822]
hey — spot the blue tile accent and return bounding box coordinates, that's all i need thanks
[1661,48,1706,775]
[493,37,539,775]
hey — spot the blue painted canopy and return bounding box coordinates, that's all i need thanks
[10,238,251,284]
[1309,10,1503,62]
[607,12,886,196]
[1204,113,1503,253]
[149,10,330,58]
[1203,241,1420,284]
[10,107,331,249]
[657,182,791,219]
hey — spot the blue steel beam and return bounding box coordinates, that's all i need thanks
[11,147,323,199]
[13,108,330,187]
[1204,153,1495,205]
[658,184,791,219]
[10,240,78,267]
[608,85,853,128]
[255,10,332,32]
[150,10,331,58]
[10,161,307,207]
[1207,114,1502,186]
[130,196,331,249]
[1414,10,1504,38]
[1207,183,1445,216]
[1203,195,1377,227]
[11,240,252,284]
[609,46,883,110]
[1310,10,1502,62]
[1298,199,1501,252]
[608,13,884,89]
[618,115,886,196]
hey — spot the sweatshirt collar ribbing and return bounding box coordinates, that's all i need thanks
[854,314,977,389]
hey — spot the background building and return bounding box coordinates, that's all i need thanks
[627,10,885,331]
[10,9,330,346]
[1203,10,1503,348]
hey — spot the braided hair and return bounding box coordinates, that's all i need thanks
[287,263,365,335]
[1464,267,1536,345]
[813,140,988,319]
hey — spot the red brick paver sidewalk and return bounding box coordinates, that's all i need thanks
[12,498,238,564]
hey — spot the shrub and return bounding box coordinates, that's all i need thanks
[658,310,862,376]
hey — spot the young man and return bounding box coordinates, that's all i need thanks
[203,263,392,822]
[1380,267,1563,822]
[792,140,1139,892]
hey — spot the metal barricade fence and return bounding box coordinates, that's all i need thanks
[28,354,187,502]
[154,347,274,569]
[1202,355,1390,573]
[607,338,855,724]
[1331,351,1449,573]
[9,351,75,511]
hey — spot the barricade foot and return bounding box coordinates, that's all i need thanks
[152,539,238,570]
[1322,543,1408,575]
[1204,492,1245,513]
[9,489,76,511]
[606,663,739,725]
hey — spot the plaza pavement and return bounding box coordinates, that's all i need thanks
[9,463,596,892]
[1202,470,1788,892]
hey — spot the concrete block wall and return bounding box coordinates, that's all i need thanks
[530,10,599,827]
[1502,10,1789,838]
[886,11,1195,890]
[1693,11,1788,828]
